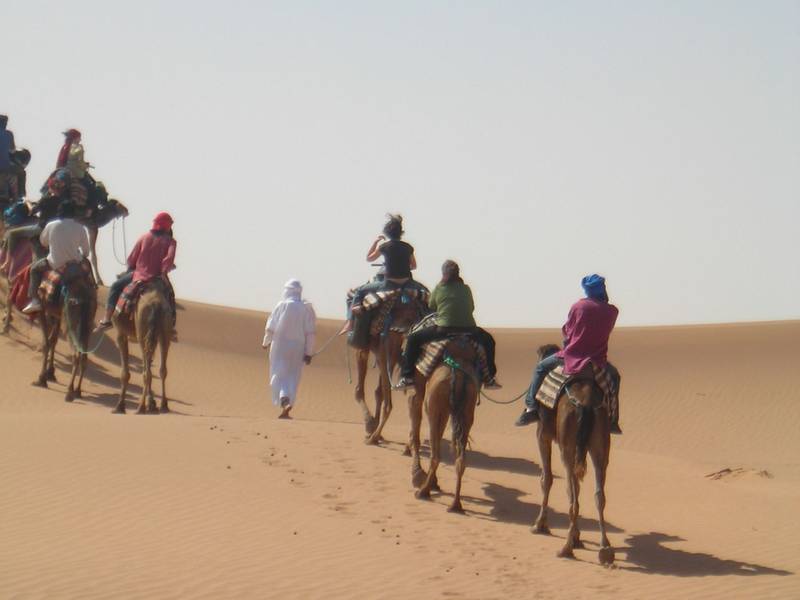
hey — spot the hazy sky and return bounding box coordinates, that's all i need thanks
[4,1,798,326]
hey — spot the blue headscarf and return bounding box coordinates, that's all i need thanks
[581,274,608,302]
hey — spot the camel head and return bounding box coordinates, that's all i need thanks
[537,343,560,361]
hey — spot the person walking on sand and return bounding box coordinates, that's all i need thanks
[262,279,317,419]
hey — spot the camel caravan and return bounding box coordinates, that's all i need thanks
[1,117,623,565]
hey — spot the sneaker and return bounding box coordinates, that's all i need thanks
[393,377,415,391]
[483,378,502,390]
[514,408,539,427]
[22,299,42,314]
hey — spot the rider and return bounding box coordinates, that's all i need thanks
[343,214,419,348]
[0,115,17,203]
[395,260,501,390]
[515,274,622,433]
[96,212,177,330]
[22,201,90,314]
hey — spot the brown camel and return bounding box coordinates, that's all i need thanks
[111,278,172,414]
[354,297,426,445]
[414,338,479,513]
[32,261,98,403]
[530,344,614,565]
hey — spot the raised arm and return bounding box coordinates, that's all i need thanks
[366,236,385,262]
[161,239,177,274]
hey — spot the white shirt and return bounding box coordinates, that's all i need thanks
[39,218,90,269]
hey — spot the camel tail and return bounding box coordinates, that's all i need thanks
[142,301,163,358]
[449,369,469,457]
[575,401,594,480]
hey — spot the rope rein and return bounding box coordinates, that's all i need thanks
[442,355,528,405]
[111,216,129,267]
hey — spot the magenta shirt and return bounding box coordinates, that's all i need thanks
[557,298,619,374]
[127,232,177,283]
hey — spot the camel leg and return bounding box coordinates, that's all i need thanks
[88,227,103,286]
[65,348,80,402]
[532,423,554,534]
[75,350,88,399]
[113,334,129,413]
[448,389,475,514]
[138,350,153,414]
[416,399,447,500]
[365,344,393,445]
[591,421,614,565]
[34,314,50,387]
[46,317,59,382]
[354,349,376,433]
[159,338,170,413]
[408,382,427,487]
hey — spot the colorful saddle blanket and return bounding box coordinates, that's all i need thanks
[365,287,430,336]
[408,313,490,381]
[40,260,94,307]
[114,278,176,322]
[535,363,617,411]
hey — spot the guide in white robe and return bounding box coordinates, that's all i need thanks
[262,280,317,407]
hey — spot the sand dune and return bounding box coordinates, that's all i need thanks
[0,294,798,599]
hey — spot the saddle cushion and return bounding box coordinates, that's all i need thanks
[535,363,617,410]
[40,260,94,307]
[366,288,430,337]
[114,279,145,318]
[415,336,490,381]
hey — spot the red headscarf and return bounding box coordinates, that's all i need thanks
[152,212,174,232]
[57,129,81,168]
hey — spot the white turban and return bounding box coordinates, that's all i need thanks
[282,279,303,301]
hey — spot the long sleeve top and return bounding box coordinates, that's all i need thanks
[127,231,177,283]
[557,298,619,374]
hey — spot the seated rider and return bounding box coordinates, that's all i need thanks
[395,260,501,390]
[515,274,622,433]
[23,201,90,314]
[0,114,17,205]
[343,214,419,347]
[96,212,177,330]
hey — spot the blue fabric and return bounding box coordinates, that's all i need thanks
[581,274,607,301]
[524,352,564,409]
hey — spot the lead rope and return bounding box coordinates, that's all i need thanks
[111,216,129,267]
[441,355,528,405]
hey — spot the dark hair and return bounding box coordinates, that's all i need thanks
[382,214,404,240]
[440,259,462,284]
[0,115,7,128]
[57,200,76,218]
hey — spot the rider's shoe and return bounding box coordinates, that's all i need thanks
[483,378,502,390]
[393,377,415,391]
[610,422,623,435]
[514,408,539,426]
[95,320,112,331]
[22,299,42,314]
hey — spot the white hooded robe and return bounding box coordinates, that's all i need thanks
[263,280,316,406]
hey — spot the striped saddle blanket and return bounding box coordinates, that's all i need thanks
[114,280,146,318]
[535,363,616,410]
[416,337,490,381]
[40,260,94,307]
[366,288,430,336]
[409,313,490,381]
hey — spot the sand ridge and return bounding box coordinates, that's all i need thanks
[0,296,798,599]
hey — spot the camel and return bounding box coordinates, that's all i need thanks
[413,338,478,513]
[353,294,427,445]
[530,344,615,565]
[0,237,33,333]
[111,278,172,414]
[32,261,98,403]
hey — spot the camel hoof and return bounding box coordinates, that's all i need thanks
[65,392,74,403]
[531,524,551,535]
[430,479,441,493]
[136,406,147,415]
[111,406,126,414]
[74,390,82,399]
[365,417,378,435]
[598,546,615,566]
[402,445,412,457]
[148,405,160,414]
[47,373,57,383]
[160,403,170,413]
[557,547,575,559]
[411,469,427,489]
[364,435,380,446]
[32,380,47,388]
[447,503,465,514]
[415,489,431,500]
[573,539,584,550]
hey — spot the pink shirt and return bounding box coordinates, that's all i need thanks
[558,298,618,374]
[127,232,177,283]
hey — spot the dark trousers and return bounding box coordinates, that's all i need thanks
[401,326,497,380]
[107,272,133,310]
[28,259,49,299]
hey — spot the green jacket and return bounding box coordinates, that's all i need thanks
[430,281,476,328]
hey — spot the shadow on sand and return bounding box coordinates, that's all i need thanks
[619,532,793,577]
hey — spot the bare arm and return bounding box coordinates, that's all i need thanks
[409,252,417,270]
[366,236,385,262]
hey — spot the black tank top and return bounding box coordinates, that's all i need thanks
[380,240,413,279]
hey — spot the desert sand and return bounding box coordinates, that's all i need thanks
[0,292,798,599]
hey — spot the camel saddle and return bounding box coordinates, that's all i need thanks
[408,314,491,381]
[535,362,617,411]
[114,277,175,321]
[365,286,430,336]
[40,260,95,307]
